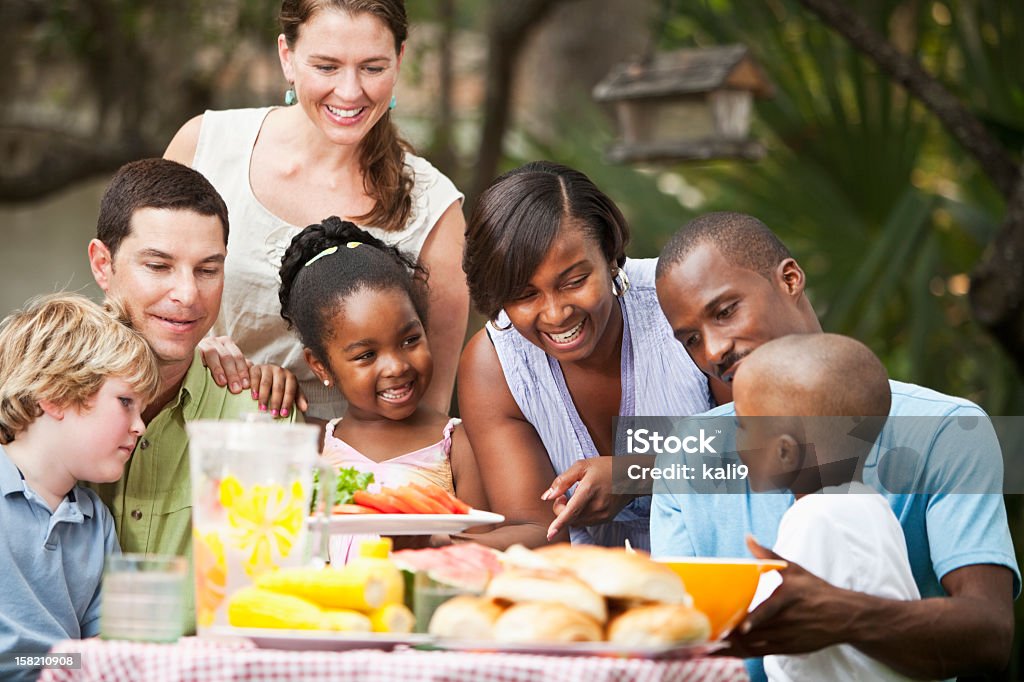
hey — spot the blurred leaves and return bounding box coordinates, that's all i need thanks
[476,0,1024,412]
[627,0,1024,413]
[3,0,1022,414]
[1,0,280,199]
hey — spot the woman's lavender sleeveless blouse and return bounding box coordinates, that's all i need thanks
[487,258,711,550]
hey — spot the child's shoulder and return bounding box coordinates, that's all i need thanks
[412,408,459,432]
[784,485,893,535]
[411,412,462,452]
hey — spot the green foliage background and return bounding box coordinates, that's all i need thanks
[505,0,1024,417]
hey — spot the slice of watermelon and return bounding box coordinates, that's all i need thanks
[392,544,504,593]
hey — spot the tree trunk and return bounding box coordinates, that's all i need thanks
[0,128,159,202]
[969,163,1024,377]
[512,0,658,143]
[795,0,1018,199]
[0,0,273,202]
[428,0,458,180]
[468,0,579,212]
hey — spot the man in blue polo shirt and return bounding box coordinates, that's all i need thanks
[652,211,1018,680]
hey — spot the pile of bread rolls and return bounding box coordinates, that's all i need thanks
[428,544,711,646]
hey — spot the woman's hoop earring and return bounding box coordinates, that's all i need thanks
[612,269,631,298]
[487,317,514,332]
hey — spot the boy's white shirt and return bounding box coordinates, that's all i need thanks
[749,482,923,682]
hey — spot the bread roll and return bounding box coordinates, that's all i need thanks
[606,604,711,646]
[428,595,506,639]
[493,602,604,643]
[501,543,561,571]
[534,544,688,604]
[485,568,607,623]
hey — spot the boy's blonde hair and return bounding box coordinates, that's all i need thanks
[0,293,160,444]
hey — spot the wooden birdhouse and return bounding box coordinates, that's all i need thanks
[593,44,773,163]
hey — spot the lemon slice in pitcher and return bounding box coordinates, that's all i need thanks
[218,476,307,577]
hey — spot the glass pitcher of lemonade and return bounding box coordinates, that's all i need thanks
[187,419,319,630]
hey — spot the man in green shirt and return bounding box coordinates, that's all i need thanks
[86,158,297,633]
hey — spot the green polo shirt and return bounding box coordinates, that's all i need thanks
[92,351,298,634]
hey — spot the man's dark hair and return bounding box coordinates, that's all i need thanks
[96,158,229,258]
[657,211,792,281]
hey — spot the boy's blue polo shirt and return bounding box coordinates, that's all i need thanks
[0,445,119,682]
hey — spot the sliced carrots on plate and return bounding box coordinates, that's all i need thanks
[353,490,404,514]
[410,482,471,514]
[338,483,471,515]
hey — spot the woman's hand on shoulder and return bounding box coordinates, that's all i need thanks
[249,362,306,418]
[164,113,204,165]
[199,335,250,392]
[199,335,307,417]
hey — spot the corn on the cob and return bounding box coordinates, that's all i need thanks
[226,587,322,629]
[255,564,385,611]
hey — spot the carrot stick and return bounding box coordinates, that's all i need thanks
[332,503,381,514]
[395,485,450,514]
[409,483,460,514]
[378,488,420,514]
[353,490,403,514]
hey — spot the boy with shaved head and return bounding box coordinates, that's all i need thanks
[651,212,1017,680]
[734,334,919,681]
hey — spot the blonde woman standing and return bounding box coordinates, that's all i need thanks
[165,0,467,422]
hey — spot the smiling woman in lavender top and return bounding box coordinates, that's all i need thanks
[457,161,711,551]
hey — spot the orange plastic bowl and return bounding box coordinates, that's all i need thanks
[655,557,786,639]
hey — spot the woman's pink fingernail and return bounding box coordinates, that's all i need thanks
[251,390,258,400]
[259,403,267,412]
[281,408,289,418]
[271,409,279,418]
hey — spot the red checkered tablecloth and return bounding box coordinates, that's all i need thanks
[40,637,748,682]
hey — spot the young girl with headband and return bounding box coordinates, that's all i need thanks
[279,217,487,562]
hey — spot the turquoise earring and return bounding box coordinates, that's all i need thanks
[389,94,397,110]
[284,86,297,106]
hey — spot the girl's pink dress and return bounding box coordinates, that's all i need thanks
[321,417,459,564]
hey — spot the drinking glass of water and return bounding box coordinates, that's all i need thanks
[100,554,187,642]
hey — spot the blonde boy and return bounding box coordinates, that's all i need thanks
[0,294,158,682]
